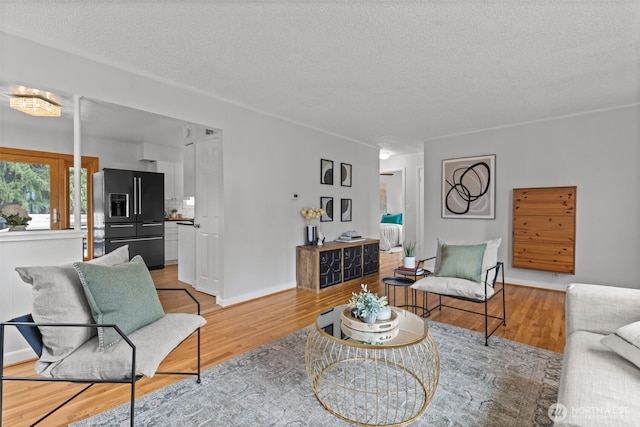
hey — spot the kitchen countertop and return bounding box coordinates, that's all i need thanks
[165,218,193,222]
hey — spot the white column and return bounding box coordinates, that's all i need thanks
[73,95,82,229]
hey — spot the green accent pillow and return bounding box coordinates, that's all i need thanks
[436,243,487,283]
[74,255,165,350]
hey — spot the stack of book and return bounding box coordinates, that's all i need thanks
[397,266,426,275]
[336,233,364,242]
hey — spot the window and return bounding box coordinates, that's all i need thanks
[0,147,99,259]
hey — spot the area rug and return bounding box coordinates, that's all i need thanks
[72,321,562,426]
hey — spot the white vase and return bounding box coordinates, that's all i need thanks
[377,306,392,321]
[404,256,416,269]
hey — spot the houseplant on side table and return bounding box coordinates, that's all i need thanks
[403,241,416,269]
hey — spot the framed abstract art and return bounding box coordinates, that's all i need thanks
[341,163,352,187]
[442,154,495,219]
[321,159,333,185]
[320,197,333,222]
[341,198,352,222]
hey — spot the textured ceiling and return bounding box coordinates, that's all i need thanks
[1,1,639,156]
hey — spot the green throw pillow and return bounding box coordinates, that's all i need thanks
[74,255,165,350]
[436,243,487,283]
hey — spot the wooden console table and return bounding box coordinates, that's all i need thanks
[296,239,379,293]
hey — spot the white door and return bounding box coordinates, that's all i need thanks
[194,133,223,296]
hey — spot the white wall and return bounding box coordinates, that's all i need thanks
[0,32,381,305]
[380,153,424,254]
[379,172,403,215]
[424,105,640,290]
[0,120,158,172]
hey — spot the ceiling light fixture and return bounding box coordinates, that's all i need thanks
[9,87,61,117]
[379,151,391,160]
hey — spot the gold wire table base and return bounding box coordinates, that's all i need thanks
[305,325,440,426]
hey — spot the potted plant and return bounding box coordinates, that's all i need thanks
[348,284,388,324]
[403,240,416,269]
[0,204,32,231]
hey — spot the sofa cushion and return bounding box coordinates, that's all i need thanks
[15,245,130,363]
[411,275,495,301]
[38,313,206,379]
[601,321,640,369]
[435,238,501,285]
[74,255,164,350]
[557,330,640,426]
[436,243,486,283]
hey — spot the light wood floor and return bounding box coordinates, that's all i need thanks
[1,251,566,426]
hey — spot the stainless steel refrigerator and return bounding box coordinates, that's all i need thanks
[93,168,165,269]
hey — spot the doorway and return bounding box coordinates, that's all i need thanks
[379,169,405,252]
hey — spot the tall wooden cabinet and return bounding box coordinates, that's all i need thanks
[297,239,379,293]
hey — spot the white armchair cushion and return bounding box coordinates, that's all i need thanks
[601,321,640,369]
[38,313,206,379]
[412,276,495,301]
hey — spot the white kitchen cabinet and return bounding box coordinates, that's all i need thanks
[164,221,179,264]
[157,161,184,200]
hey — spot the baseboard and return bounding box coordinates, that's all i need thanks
[215,282,296,307]
[505,279,567,292]
[3,347,37,367]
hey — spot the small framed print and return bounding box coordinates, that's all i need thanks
[320,197,333,222]
[321,159,334,185]
[341,198,352,222]
[341,163,352,187]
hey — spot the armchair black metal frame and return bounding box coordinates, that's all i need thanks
[0,288,202,427]
[415,261,506,346]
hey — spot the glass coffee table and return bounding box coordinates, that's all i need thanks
[305,305,440,426]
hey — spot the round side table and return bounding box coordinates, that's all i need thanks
[305,305,440,427]
[382,276,421,313]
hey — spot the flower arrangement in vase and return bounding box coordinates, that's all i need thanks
[1,204,31,231]
[348,284,388,324]
[300,207,324,245]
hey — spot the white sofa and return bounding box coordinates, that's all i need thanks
[556,283,640,426]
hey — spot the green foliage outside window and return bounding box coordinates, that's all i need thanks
[0,161,50,213]
[69,167,88,215]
